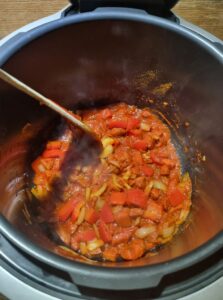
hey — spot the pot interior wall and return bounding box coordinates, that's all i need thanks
[0,19,222,267]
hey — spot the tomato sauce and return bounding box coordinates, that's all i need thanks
[31,103,192,261]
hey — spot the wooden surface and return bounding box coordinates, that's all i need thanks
[0,0,222,39]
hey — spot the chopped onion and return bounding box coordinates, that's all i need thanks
[93,224,100,238]
[112,205,122,214]
[122,170,131,180]
[178,209,189,224]
[124,182,131,189]
[87,239,104,251]
[101,144,114,158]
[135,225,156,239]
[133,217,141,226]
[102,137,115,148]
[58,246,78,257]
[92,183,107,197]
[109,159,120,168]
[38,164,45,173]
[140,122,151,131]
[95,198,105,210]
[144,181,154,196]
[153,180,167,191]
[162,226,175,238]
[76,206,86,225]
[80,242,87,255]
[112,174,122,190]
[85,187,91,201]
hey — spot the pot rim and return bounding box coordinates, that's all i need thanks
[0,9,222,286]
[0,8,222,66]
[1,216,222,280]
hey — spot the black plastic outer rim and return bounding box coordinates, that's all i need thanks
[0,9,222,289]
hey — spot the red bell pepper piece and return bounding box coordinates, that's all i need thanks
[132,140,148,151]
[114,209,132,227]
[143,201,163,222]
[42,149,64,159]
[100,203,114,223]
[128,129,142,137]
[108,119,128,129]
[127,118,140,130]
[169,188,186,207]
[85,207,99,224]
[79,229,96,242]
[126,188,147,208]
[109,192,127,205]
[141,165,154,177]
[111,227,135,246]
[98,220,112,242]
[56,199,77,222]
[46,141,62,150]
[71,200,85,222]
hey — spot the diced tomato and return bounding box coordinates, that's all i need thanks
[128,129,142,137]
[141,165,154,177]
[103,247,118,261]
[144,134,154,149]
[100,203,114,223]
[98,220,112,242]
[143,201,163,222]
[112,227,135,246]
[119,239,145,260]
[132,140,147,151]
[126,188,147,208]
[150,151,174,166]
[127,118,140,131]
[101,108,112,119]
[79,229,96,242]
[42,149,64,159]
[71,200,85,222]
[108,119,128,129]
[134,151,143,165]
[160,165,169,175]
[115,209,132,227]
[109,192,127,205]
[150,151,163,164]
[85,207,99,224]
[169,188,186,207]
[56,199,77,222]
[46,141,62,150]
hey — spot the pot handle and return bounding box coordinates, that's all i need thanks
[68,269,164,290]
[69,0,179,15]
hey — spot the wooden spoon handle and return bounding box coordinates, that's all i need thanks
[0,68,92,134]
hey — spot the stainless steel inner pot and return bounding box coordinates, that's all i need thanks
[0,9,222,290]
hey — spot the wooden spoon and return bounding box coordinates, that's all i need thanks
[0,68,99,141]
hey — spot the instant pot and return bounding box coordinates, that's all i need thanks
[0,0,222,299]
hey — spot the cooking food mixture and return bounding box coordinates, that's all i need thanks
[31,103,192,261]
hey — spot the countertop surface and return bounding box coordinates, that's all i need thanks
[0,0,222,40]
